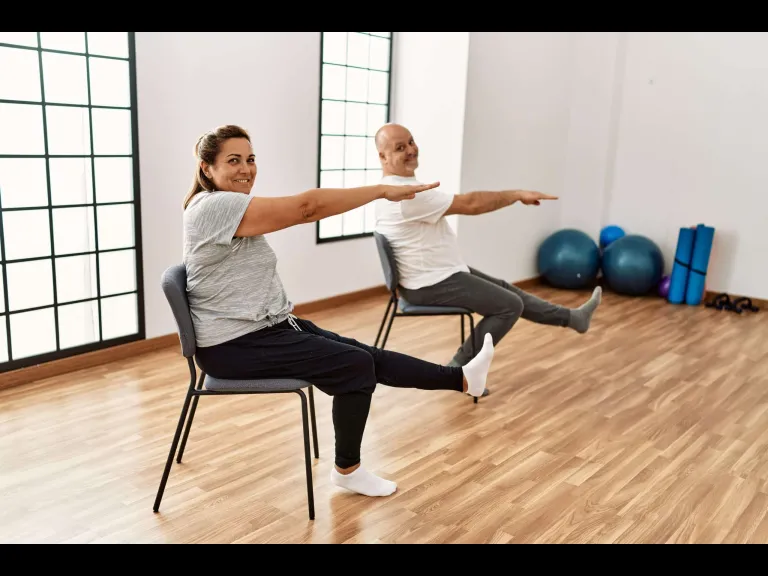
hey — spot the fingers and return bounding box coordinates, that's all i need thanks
[415,181,440,192]
[538,193,559,200]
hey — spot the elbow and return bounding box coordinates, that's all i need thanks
[298,192,320,223]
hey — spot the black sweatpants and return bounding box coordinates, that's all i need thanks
[195,316,465,469]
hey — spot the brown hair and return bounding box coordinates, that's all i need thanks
[183,124,252,209]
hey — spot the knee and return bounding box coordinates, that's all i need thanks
[345,349,377,392]
[499,293,524,319]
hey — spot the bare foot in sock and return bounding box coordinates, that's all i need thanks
[331,466,397,497]
[568,286,602,333]
[462,333,495,397]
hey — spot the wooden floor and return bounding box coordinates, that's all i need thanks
[2,284,768,544]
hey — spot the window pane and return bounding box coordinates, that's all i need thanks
[6,259,53,312]
[0,316,7,363]
[369,36,390,71]
[344,137,366,170]
[10,307,56,359]
[92,108,132,155]
[365,202,377,233]
[321,100,345,135]
[40,32,85,53]
[56,254,97,303]
[345,102,367,136]
[0,32,38,47]
[346,67,368,102]
[342,207,365,236]
[0,271,3,313]
[366,137,380,169]
[58,300,99,349]
[50,157,93,205]
[320,136,344,170]
[52,207,96,256]
[94,157,132,203]
[347,33,369,69]
[89,57,130,108]
[42,52,88,105]
[99,249,135,296]
[96,204,134,250]
[322,64,346,100]
[368,71,389,105]
[2,209,51,260]
[365,169,382,185]
[322,32,347,65]
[320,170,343,189]
[319,215,342,239]
[366,105,387,136]
[0,103,44,155]
[46,105,91,155]
[87,32,128,59]
[101,293,137,340]
[0,158,48,208]
[0,46,41,102]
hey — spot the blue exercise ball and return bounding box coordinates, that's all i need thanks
[600,225,625,249]
[537,229,600,289]
[601,234,664,296]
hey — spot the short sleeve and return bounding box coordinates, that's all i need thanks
[188,192,252,246]
[399,188,454,224]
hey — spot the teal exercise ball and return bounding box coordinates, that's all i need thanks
[537,229,600,289]
[601,234,664,296]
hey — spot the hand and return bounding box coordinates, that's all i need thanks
[516,190,559,206]
[381,181,440,202]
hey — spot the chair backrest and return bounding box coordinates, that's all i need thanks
[161,264,197,358]
[373,232,399,293]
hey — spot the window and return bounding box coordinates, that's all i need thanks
[0,32,143,372]
[316,32,393,243]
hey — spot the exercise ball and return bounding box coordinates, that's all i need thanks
[657,275,671,299]
[602,235,664,296]
[600,225,625,249]
[537,229,600,289]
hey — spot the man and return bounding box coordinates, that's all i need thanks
[373,123,602,367]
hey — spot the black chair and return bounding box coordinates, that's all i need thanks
[372,232,480,403]
[152,264,320,520]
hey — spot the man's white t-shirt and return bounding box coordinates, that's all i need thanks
[375,174,469,290]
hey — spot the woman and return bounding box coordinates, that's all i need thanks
[183,125,495,498]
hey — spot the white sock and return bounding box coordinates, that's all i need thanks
[330,465,397,497]
[462,333,495,397]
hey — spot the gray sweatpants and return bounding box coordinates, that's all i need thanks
[399,267,571,366]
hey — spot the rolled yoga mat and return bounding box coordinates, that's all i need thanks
[667,227,696,304]
[685,224,715,306]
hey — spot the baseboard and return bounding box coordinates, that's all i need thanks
[0,276,546,392]
[0,333,180,392]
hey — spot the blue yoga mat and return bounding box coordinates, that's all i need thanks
[667,227,696,304]
[685,224,715,306]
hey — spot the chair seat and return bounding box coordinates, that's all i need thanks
[205,376,312,392]
[398,297,471,315]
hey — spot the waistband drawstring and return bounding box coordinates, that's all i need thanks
[287,314,302,332]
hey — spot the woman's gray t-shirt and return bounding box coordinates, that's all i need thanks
[182,191,293,347]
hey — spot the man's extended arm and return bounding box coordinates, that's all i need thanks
[444,190,558,216]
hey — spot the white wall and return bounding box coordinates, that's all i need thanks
[390,32,470,233]
[135,32,384,338]
[605,32,768,299]
[457,32,570,282]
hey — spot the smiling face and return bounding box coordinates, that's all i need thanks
[201,137,256,194]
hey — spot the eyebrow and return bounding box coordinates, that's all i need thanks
[226,153,255,158]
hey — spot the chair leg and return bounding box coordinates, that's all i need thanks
[374,296,394,348]
[309,385,319,459]
[296,390,315,521]
[461,315,465,345]
[380,301,398,350]
[468,314,478,404]
[153,388,194,512]
[177,372,206,463]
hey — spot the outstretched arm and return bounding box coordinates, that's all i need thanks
[235,182,439,237]
[444,190,558,216]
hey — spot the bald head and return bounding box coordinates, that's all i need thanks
[375,123,419,177]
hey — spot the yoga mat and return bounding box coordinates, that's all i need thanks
[667,227,696,304]
[685,224,715,306]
